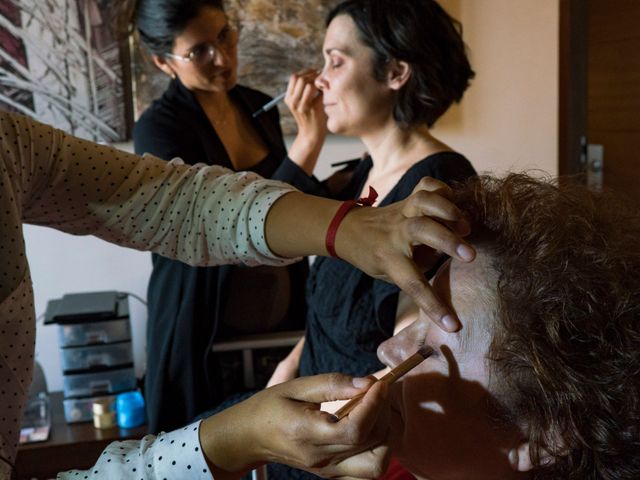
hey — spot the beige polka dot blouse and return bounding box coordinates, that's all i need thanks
[0,110,298,478]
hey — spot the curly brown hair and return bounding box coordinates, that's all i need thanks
[453,173,640,479]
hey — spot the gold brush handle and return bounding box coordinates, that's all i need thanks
[331,391,367,420]
[330,347,433,421]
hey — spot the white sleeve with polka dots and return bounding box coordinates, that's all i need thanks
[3,111,299,267]
[56,421,213,480]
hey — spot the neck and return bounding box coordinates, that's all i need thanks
[360,122,449,175]
[194,89,237,129]
[194,89,233,114]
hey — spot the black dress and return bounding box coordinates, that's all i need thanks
[265,152,476,480]
[300,153,476,377]
[133,78,308,434]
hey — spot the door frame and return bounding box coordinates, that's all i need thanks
[558,0,588,178]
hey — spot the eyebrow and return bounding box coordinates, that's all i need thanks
[183,21,232,54]
[324,47,353,56]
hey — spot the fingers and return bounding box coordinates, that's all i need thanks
[322,380,390,447]
[406,215,475,262]
[285,376,388,447]
[329,444,391,480]
[385,252,461,332]
[265,376,390,478]
[405,178,470,237]
[276,373,376,404]
[286,68,321,112]
[410,176,454,199]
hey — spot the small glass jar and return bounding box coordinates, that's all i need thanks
[92,400,116,429]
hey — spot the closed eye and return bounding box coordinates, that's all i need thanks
[418,337,439,358]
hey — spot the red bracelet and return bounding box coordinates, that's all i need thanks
[325,186,378,259]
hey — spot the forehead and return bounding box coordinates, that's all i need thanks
[174,6,227,47]
[431,254,496,356]
[323,14,366,54]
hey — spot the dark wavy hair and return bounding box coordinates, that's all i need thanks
[327,0,474,128]
[116,0,224,55]
[453,173,640,479]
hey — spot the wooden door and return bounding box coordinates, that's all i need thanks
[559,0,640,204]
[587,0,640,203]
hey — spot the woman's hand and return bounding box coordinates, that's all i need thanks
[265,177,475,333]
[286,69,328,175]
[335,177,475,332]
[267,336,305,387]
[200,374,390,479]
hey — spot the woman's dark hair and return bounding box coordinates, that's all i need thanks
[128,0,224,55]
[454,173,640,479]
[327,0,474,128]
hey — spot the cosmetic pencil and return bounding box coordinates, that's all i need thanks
[252,92,286,118]
[331,345,434,421]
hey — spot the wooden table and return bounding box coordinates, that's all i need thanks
[15,391,147,479]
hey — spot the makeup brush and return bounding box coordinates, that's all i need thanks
[252,92,286,118]
[331,345,434,421]
[252,68,322,118]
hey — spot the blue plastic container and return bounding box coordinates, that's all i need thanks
[116,391,146,428]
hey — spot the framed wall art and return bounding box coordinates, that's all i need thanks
[0,0,132,142]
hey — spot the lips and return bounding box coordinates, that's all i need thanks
[216,70,229,79]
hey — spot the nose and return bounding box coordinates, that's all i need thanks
[314,68,328,91]
[377,321,426,369]
[212,47,229,66]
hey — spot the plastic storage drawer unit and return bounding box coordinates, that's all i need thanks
[58,318,131,347]
[63,367,136,398]
[60,342,134,373]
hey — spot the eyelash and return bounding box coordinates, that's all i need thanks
[418,337,438,357]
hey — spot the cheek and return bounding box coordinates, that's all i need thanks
[391,365,453,476]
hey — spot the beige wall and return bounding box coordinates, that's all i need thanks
[434,0,559,176]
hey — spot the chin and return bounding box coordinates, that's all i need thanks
[327,121,353,137]
[206,73,237,93]
[224,74,238,90]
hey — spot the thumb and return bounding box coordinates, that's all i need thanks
[275,373,376,404]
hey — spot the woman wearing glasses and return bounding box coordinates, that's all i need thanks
[130,0,326,435]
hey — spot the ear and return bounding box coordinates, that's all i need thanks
[151,54,177,79]
[386,59,411,91]
[508,443,555,472]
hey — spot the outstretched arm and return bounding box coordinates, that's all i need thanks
[265,177,475,331]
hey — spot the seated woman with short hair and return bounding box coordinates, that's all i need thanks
[376,173,640,479]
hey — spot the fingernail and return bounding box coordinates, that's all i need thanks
[456,244,475,262]
[442,314,459,332]
[353,376,374,389]
[508,448,518,469]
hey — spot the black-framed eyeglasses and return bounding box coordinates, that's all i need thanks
[165,24,238,67]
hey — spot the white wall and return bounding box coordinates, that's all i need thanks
[435,0,559,175]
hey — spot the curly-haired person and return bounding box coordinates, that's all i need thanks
[375,173,640,480]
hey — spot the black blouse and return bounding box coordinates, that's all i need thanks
[264,152,476,480]
[297,153,477,377]
[134,78,308,434]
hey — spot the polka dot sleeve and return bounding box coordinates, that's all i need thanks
[56,421,212,480]
[3,110,299,267]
